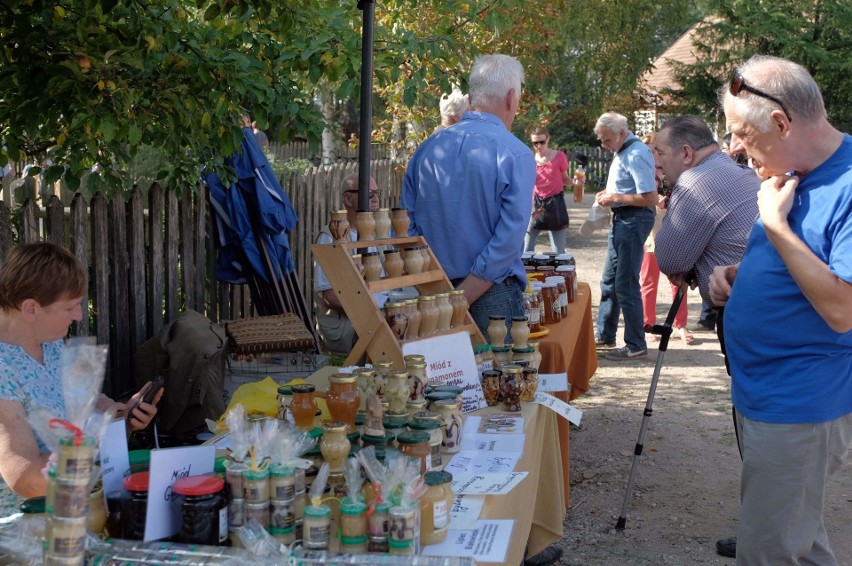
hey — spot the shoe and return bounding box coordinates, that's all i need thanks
[716,537,736,558]
[524,544,564,566]
[689,322,715,332]
[645,332,660,343]
[675,326,694,345]
[606,345,647,361]
[595,337,616,349]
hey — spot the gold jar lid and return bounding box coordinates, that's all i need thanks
[502,365,523,375]
[353,368,375,377]
[377,207,390,212]
[435,292,450,299]
[449,289,465,296]
[405,360,427,369]
[322,421,348,433]
[418,295,436,302]
[329,374,357,384]
[433,398,461,410]
[404,354,426,363]
[372,360,394,369]
[389,370,409,379]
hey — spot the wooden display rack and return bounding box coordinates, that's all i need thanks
[312,236,487,366]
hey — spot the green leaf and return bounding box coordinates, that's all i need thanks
[44,165,66,185]
[203,4,220,21]
[128,124,142,145]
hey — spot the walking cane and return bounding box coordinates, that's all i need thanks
[615,285,686,530]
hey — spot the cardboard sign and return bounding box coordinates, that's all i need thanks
[403,332,486,413]
[99,418,130,496]
[145,445,215,541]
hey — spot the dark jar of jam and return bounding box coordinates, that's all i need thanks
[121,471,150,540]
[173,474,228,546]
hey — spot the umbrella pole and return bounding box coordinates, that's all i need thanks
[357,0,375,210]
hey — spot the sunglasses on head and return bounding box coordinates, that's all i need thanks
[532,140,547,146]
[729,71,792,122]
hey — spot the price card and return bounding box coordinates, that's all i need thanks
[533,391,583,426]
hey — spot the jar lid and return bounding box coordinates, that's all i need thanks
[389,370,409,379]
[391,206,407,211]
[408,417,440,431]
[435,292,450,298]
[432,385,463,397]
[433,399,460,410]
[362,251,379,257]
[539,264,556,270]
[173,474,225,496]
[481,369,502,378]
[418,295,435,301]
[449,289,465,296]
[361,433,389,444]
[472,343,492,354]
[502,365,523,374]
[382,415,409,428]
[123,471,150,492]
[340,535,369,545]
[521,251,534,258]
[59,435,94,447]
[405,360,426,369]
[128,449,151,468]
[523,367,539,374]
[556,253,574,260]
[373,500,392,512]
[412,410,440,421]
[277,384,293,395]
[322,421,348,433]
[270,464,295,477]
[214,456,228,474]
[354,368,376,377]
[291,384,316,393]
[512,346,535,354]
[20,496,46,514]
[491,345,511,353]
[426,391,456,403]
[488,315,506,320]
[304,503,331,518]
[533,254,549,260]
[424,470,453,486]
[372,360,394,369]
[388,539,415,549]
[347,430,361,443]
[269,526,295,535]
[244,468,270,481]
[403,354,426,363]
[339,500,367,515]
[396,430,430,445]
[355,412,365,426]
[512,315,529,322]
[308,426,324,439]
[329,374,357,384]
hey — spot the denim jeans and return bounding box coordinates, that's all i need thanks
[596,207,654,351]
[525,217,568,254]
[468,278,525,344]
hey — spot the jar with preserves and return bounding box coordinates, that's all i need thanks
[326,374,360,430]
[290,384,318,430]
[373,208,391,239]
[500,366,523,412]
[540,282,558,325]
[521,367,539,402]
[56,435,94,480]
[243,468,270,503]
[371,360,393,397]
[269,464,296,501]
[420,471,452,546]
[491,344,512,368]
[320,422,350,475]
[406,398,427,420]
[368,499,391,552]
[303,503,331,550]
[329,210,350,242]
[121,471,149,540]
[387,505,416,555]
[403,299,421,340]
[396,430,431,473]
[174,475,228,545]
[354,368,375,414]
[546,276,568,318]
[391,207,410,237]
[528,289,542,332]
[405,359,427,402]
[448,289,469,328]
[511,345,535,366]
[538,264,555,280]
[487,315,507,345]
[402,247,424,275]
[480,369,501,406]
[355,210,376,241]
[383,248,404,278]
[382,414,409,446]
[434,292,452,333]
[384,370,410,415]
[362,251,382,282]
[434,399,462,454]
[510,316,530,348]
[339,499,368,540]
[409,417,443,471]
[419,245,432,272]
[417,295,439,335]
[277,385,293,422]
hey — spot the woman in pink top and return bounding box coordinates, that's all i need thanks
[524,126,581,253]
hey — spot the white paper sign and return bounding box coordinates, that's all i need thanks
[100,419,130,496]
[422,520,514,563]
[449,494,486,529]
[538,372,568,392]
[445,450,521,475]
[533,391,583,426]
[460,433,526,453]
[451,472,528,495]
[145,446,215,542]
[403,332,486,412]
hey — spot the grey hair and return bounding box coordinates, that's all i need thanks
[468,54,524,109]
[718,55,825,132]
[594,112,629,135]
[659,115,717,152]
[439,89,470,122]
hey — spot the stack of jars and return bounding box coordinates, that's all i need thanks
[45,434,95,565]
[384,291,469,342]
[479,364,540,411]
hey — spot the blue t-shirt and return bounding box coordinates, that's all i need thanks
[605,134,657,207]
[725,134,852,424]
[0,339,68,518]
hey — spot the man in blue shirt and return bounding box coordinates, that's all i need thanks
[402,54,535,341]
[593,112,658,360]
[710,55,852,564]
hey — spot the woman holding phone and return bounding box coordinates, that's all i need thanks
[0,242,163,518]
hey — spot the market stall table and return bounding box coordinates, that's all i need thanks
[306,367,564,566]
[536,282,598,507]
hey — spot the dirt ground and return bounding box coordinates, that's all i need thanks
[538,199,852,566]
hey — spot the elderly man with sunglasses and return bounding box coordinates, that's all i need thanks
[709,55,852,565]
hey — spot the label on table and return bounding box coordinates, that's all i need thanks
[451,472,528,495]
[450,494,486,529]
[533,391,583,426]
[422,520,514,563]
[538,372,568,392]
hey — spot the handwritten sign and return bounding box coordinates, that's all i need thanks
[449,494,486,529]
[460,433,526,453]
[445,450,521,475]
[533,391,583,426]
[100,419,130,496]
[476,414,524,434]
[538,372,568,392]
[403,332,486,413]
[145,445,215,541]
[451,472,527,495]
[422,520,514,563]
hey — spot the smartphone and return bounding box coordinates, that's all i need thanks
[127,376,164,418]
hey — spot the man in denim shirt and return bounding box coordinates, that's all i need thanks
[593,112,658,360]
[403,54,535,341]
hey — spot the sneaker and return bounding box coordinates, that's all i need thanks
[606,345,647,361]
[595,337,616,349]
[689,322,715,332]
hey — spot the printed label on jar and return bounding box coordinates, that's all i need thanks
[430,444,442,470]
[559,292,567,308]
[529,307,541,325]
[218,507,229,542]
[433,499,448,531]
[306,523,330,545]
[52,535,85,556]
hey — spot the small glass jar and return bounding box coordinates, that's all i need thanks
[500,366,523,412]
[448,289,469,328]
[243,468,270,503]
[320,422,350,475]
[52,477,89,518]
[382,414,409,445]
[362,251,382,282]
[270,525,296,546]
[510,316,530,348]
[303,503,331,550]
[329,210,350,242]
[340,535,369,554]
[432,385,463,404]
[383,247,404,278]
[528,288,542,332]
[491,344,512,367]
[269,464,296,500]
[368,499,391,552]
[391,207,410,237]
[326,374,360,430]
[487,315,508,345]
[511,345,535,366]
[290,384,318,430]
[406,398,428,420]
[403,299,421,340]
[426,390,456,411]
[396,430,431,473]
[173,474,228,545]
[434,292,453,332]
[270,497,296,530]
[45,516,86,557]
[56,435,94,480]
[121,471,149,540]
[419,245,432,272]
[433,399,462,454]
[245,501,270,528]
[409,417,443,471]
[387,505,417,555]
[354,368,375,414]
[420,471,452,546]
[480,369,502,407]
[405,359,427,402]
[277,384,293,422]
[373,208,392,239]
[417,295,439,335]
[384,370,410,415]
[371,360,394,397]
[528,340,543,370]
[521,368,540,402]
[402,247,424,275]
[385,301,408,341]
[339,499,368,540]
[355,209,376,241]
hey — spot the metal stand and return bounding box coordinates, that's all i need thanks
[615,287,685,530]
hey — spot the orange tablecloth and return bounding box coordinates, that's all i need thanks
[536,281,598,507]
